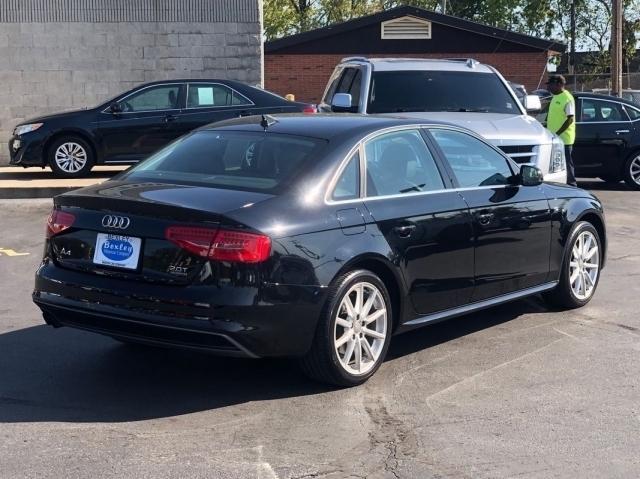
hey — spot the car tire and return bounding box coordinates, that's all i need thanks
[543,221,602,309]
[622,151,640,190]
[48,136,95,178]
[300,269,392,387]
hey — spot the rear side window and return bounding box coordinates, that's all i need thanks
[123,131,324,193]
[332,151,360,201]
[187,83,251,108]
[430,129,514,188]
[364,130,444,197]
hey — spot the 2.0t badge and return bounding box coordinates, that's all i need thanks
[101,215,130,229]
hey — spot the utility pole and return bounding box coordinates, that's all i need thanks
[570,0,577,90]
[441,0,447,15]
[611,0,623,97]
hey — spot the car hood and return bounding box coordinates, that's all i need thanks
[18,108,91,125]
[390,112,554,145]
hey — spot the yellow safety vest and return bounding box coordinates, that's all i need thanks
[547,90,576,145]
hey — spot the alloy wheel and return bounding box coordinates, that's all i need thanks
[334,282,388,376]
[55,142,88,174]
[629,155,640,186]
[569,230,600,301]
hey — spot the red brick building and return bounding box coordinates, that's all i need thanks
[265,6,565,103]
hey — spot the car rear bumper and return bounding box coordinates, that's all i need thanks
[33,261,327,358]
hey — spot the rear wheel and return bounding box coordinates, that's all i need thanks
[544,221,602,309]
[48,136,94,178]
[622,152,640,190]
[300,270,392,387]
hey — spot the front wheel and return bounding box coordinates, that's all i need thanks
[48,136,94,178]
[300,270,392,387]
[622,152,640,190]
[544,221,602,309]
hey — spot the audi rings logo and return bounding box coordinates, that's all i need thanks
[101,215,131,229]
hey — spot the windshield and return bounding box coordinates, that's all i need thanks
[122,130,325,193]
[368,71,519,114]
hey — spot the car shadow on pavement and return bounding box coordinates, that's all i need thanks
[386,295,550,360]
[577,180,633,192]
[0,296,550,424]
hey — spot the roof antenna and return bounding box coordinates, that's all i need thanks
[261,114,277,130]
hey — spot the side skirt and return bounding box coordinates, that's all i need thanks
[401,281,558,329]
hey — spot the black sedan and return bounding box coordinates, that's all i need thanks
[33,114,606,386]
[538,92,640,189]
[9,80,315,177]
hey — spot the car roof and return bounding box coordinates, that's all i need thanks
[201,113,463,140]
[573,91,640,108]
[342,57,495,74]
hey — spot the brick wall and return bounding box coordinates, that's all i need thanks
[0,0,262,165]
[265,52,549,104]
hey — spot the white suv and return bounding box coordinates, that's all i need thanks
[319,57,567,183]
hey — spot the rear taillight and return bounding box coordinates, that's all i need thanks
[165,226,218,258]
[302,104,317,113]
[165,226,271,263]
[210,230,271,263]
[46,209,75,238]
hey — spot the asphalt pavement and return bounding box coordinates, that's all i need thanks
[0,182,638,478]
[0,166,126,198]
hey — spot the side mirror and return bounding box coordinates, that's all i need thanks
[524,94,542,112]
[331,93,355,113]
[110,102,123,114]
[520,164,544,186]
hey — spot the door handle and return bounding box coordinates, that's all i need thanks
[393,224,416,238]
[164,114,177,123]
[477,213,494,226]
[238,110,252,117]
[615,129,630,135]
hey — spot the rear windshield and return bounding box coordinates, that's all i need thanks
[368,71,518,114]
[122,130,325,193]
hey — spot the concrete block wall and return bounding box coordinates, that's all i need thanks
[265,52,549,104]
[0,0,263,165]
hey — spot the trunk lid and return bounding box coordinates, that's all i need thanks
[50,181,273,284]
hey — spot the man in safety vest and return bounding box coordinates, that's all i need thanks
[546,75,577,186]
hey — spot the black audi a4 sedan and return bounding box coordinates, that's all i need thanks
[538,92,640,189]
[33,114,607,386]
[9,79,314,178]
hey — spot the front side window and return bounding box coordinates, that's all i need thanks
[322,68,343,105]
[581,99,628,122]
[122,84,180,112]
[336,68,363,107]
[430,129,514,188]
[187,83,251,108]
[368,71,517,114]
[123,131,324,193]
[364,129,444,197]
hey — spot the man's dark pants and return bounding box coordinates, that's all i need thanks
[565,145,577,186]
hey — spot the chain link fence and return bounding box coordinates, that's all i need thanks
[564,73,640,93]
